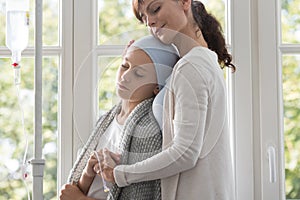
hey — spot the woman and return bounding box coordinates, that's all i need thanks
[59,35,179,200]
[101,0,236,200]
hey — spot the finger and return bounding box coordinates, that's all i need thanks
[64,184,72,189]
[89,151,98,160]
[103,151,116,168]
[97,149,104,158]
[102,148,121,163]
[86,157,98,176]
[127,40,134,47]
[88,155,98,164]
[122,39,135,57]
[109,151,121,163]
[93,163,101,174]
[60,183,67,190]
[102,148,111,161]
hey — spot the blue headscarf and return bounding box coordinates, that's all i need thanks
[131,35,179,89]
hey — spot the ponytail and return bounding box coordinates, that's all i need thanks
[191,1,236,72]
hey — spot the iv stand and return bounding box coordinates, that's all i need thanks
[30,0,45,199]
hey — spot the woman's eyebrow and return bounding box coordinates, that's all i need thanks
[142,0,159,15]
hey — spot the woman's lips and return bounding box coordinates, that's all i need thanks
[117,83,129,91]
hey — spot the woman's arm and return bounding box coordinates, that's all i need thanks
[77,154,98,194]
[103,63,215,187]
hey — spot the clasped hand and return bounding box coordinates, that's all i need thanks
[93,148,121,183]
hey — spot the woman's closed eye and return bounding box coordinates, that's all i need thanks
[140,4,161,25]
[134,69,144,77]
[151,6,160,14]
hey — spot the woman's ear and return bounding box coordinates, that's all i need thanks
[180,0,192,11]
[153,85,160,96]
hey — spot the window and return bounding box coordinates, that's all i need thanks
[2,0,299,199]
[232,0,299,199]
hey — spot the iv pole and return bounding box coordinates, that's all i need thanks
[30,0,45,199]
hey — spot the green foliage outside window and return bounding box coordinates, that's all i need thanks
[283,55,300,199]
[98,0,147,45]
[281,0,300,198]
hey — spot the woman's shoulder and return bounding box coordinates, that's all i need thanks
[177,47,218,68]
[174,47,222,79]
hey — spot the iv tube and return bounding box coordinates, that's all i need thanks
[93,151,110,193]
[6,0,30,85]
[5,0,30,190]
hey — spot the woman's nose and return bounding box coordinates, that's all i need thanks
[146,15,156,27]
[121,71,131,82]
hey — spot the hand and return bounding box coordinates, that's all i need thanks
[106,149,121,164]
[83,153,99,178]
[59,183,86,200]
[122,40,135,57]
[95,148,121,183]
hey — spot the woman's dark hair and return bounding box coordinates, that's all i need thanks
[191,1,235,72]
[132,0,236,72]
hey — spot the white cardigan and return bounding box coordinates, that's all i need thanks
[114,46,235,200]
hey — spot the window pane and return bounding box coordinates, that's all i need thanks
[0,56,58,199]
[98,56,121,114]
[98,0,147,45]
[41,0,59,46]
[42,56,58,200]
[29,0,60,46]
[281,0,300,44]
[202,0,228,44]
[0,58,31,199]
[282,54,300,199]
[0,0,59,47]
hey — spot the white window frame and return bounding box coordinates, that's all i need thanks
[58,0,74,186]
[231,0,285,199]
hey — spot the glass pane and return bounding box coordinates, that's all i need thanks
[41,0,59,46]
[29,0,60,46]
[98,56,121,114]
[282,54,300,199]
[281,0,300,44]
[0,56,58,199]
[202,0,228,44]
[0,57,30,199]
[98,0,147,45]
[0,0,59,47]
[42,56,58,200]
[0,0,5,46]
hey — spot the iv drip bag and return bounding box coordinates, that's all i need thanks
[5,0,30,64]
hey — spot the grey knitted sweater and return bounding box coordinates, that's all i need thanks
[67,98,162,200]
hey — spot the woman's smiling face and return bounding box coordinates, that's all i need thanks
[135,0,189,44]
[116,47,158,102]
